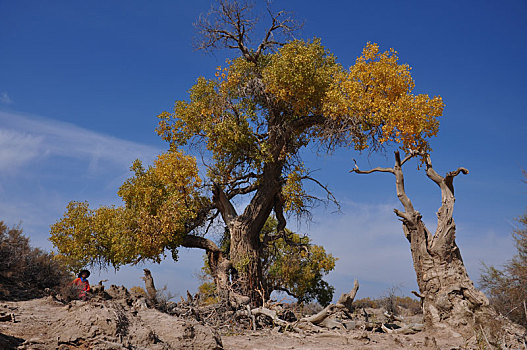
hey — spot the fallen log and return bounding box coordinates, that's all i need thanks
[381,322,424,335]
[251,307,289,327]
[240,280,360,331]
[300,279,359,325]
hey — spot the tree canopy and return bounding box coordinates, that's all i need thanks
[50,151,206,271]
[50,1,443,303]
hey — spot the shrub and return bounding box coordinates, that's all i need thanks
[0,221,71,300]
[353,294,421,315]
[130,286,147,297]
[198,281,220,305]
[353,297,378,309]
[480,208,527,327]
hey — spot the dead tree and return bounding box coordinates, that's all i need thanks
[142,269,157,304]
[352,151,525,347]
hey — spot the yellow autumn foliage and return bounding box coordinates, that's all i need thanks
[51,37,443,272]
[156,39,442,214]
[50,150,206,269]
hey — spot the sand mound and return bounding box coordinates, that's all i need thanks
[0,288,222,349]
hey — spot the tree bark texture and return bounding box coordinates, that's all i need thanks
[352,152,524,345]
[213,162,284,306]
[142,269,157,303]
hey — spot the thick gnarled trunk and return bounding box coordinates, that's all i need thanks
[212,163,283,305]
[404,215,492,339]
[229,222,264,303]
[353,151,525,347]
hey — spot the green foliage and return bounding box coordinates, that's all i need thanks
[0,221,71,300]
[261,217,336,306]
[198,282,220,305]
[130,286,147,297]
[480,196,527,327]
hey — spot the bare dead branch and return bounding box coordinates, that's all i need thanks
[194,0,301,62]
[301,175,340,210]
[400,150,420,166]
[446,167,469,179]
[350,159,395,175]
[394,208,414,223]
[336,279,359,312]
[423,153,443,186]
[351,151,419,223]
[194,0,255,60]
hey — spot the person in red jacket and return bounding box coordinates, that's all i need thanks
[72,270,91,300]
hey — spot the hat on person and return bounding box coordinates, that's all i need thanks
[78,269,90,278]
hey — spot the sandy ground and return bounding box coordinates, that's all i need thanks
[0,296,511,349]
[222,329,438,350]
[0,296,222,349]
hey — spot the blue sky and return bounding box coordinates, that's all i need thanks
[1,0,526,300]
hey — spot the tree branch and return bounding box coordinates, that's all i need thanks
[227,182,259,198]
[194,0,301,63]
[423,153,443,186]
[273,286,299,300]
[351,151,418,223]
[270,194,309,250]
[181,234,222,253]
[300,175,340,211]
[350,163,394,175]
[212,182,238,226]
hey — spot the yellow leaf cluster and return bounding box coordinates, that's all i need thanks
[262,39,341,116]
[50,150,206,269]
[156,39,442,187]
[281,164,308,215]
[323,42,443,152]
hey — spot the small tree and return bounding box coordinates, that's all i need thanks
[480,173,527,327]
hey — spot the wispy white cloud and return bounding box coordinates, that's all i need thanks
[0,109,164,251]
[0,92,13,105]
[0,129,43,173]
[0,110,162,175]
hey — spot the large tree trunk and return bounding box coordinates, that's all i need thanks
[353,151,525,347]
[213,163,283,306]
[404,213,493,339]
[229,222,264,304]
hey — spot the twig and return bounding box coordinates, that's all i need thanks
[479,324,492,349]
[247,304,256,331]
